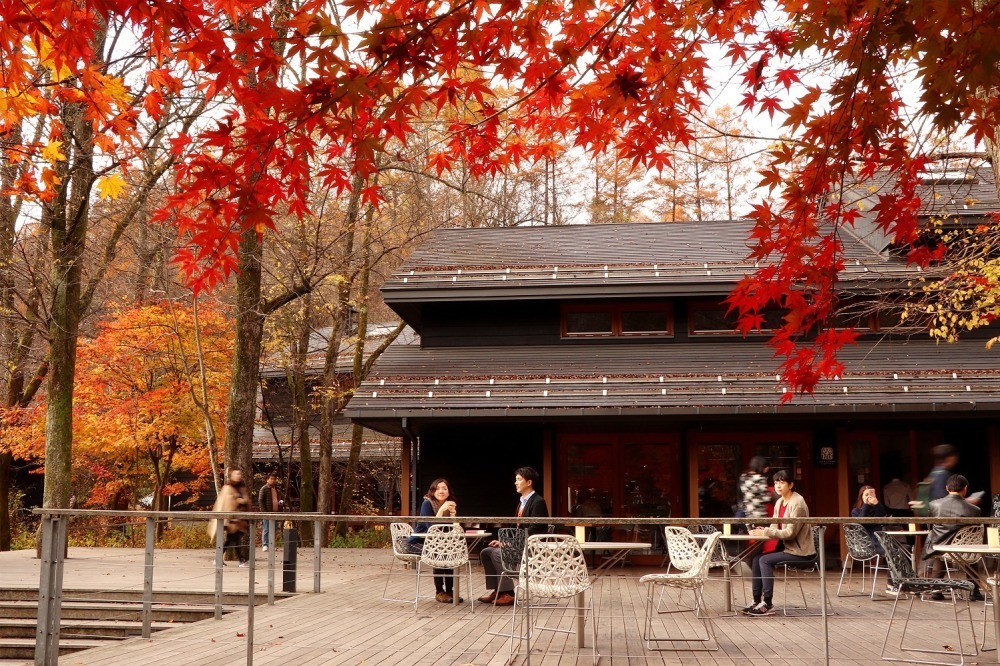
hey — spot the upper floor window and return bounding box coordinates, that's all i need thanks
[689,302,784,335]
[562,303,673,338]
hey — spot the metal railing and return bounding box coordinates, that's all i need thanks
[30,509,1000,666]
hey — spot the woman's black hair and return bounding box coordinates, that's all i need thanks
[424,478,455,502]
[748,456,769,474]
[771,469,794,487]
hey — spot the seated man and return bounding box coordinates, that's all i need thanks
[921,473,984,602]
[477,466,549,606]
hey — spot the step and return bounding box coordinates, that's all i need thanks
[0,588,291,605]
[0,618,176,639]
[0,600,242,622]
[0,638,107,659]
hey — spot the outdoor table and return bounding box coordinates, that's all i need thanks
[410,529,491,606]
[574,541,652,648]
[933,542,1000,661]
[883,530,930,573]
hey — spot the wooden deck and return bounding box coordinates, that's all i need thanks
[4,547,996,665]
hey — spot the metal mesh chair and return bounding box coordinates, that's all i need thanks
[498,527,527,585]
[875,531,977,665]
[777,526,835,616]
[506,535,597,666]
[415,524,474,614]
[640,532,721,651]
[838,523,891,600]
[942,525,985,583]
[382,522,422,603]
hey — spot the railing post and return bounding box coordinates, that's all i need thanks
[34,514,67,666]
[142,517,155,638]
[314,519,321,593]
[247,520,256,666]
[267,518,275,605]
[819,524,830,666]
[215,517,224,620]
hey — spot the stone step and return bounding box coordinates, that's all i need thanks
[0,588,291,605]
[0,600,242,622]
[0,637,107,659]
[0,618,176,639]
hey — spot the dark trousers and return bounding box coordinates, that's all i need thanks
[751,551,815,600]
[481,546,514,593]
[404,541,453,593]
[224,530,248,564]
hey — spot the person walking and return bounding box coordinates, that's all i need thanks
[216,469,251,566]
[738,456,774,522]
[257,472,282,552]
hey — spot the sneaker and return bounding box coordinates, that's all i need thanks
[745,602,774,616]
[970,590,986,602]
[925,591,945,601]
[740,603,758,614]
[238,561,249,568]
[262,545,268,552]
[885,585,900,596]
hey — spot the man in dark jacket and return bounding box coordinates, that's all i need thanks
[477,466,549,606]
[257,473,281,551]
[922,474,983,601]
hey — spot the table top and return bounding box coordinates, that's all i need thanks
[718,533,763,541]
[579,541,652,551]
[410,529,491,538]
[883,530,930,536]
[934,543,1000,554]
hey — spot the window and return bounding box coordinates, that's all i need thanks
[561,303,673,338]
[689,302,783,335]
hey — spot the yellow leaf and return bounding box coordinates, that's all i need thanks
[97,173,127,200]
[42,141,66,164]
[35,39,75,82]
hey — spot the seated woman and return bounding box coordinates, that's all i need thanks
[743,470,815,616]
[851,485,888,550]
[406,478,460,603]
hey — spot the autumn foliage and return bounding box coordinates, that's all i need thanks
[1,0,999,390]
[2,303,231,508]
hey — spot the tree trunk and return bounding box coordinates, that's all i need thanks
[291,295,313,544]
[223,224,263,485]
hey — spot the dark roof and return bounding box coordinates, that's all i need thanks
[261,323,417,377]
[382,220,918,305]
[346,336,1000,424]
[252,423,399,461]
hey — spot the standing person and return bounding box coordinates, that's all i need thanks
[882,475,913,517]
[216,469,251,566]
[738,456,773,521]
[405,478,460,603]
[477,466,549,607]
[743,470,815,616]
[921,474,984,601]
[257,473,282,552]
[928,444,959,501]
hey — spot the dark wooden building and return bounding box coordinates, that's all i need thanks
[347,167,1000,537]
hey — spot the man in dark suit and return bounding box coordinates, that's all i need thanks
[922,474,984,601]
[477,466,549,606]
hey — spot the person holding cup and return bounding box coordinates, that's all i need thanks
[406,478,460,603]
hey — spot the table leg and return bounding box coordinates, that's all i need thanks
[723,562,733,613]
[454,570,460,607]
[576,589,585,649]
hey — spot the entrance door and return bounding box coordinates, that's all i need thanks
[558,433,681,528]
[689,431,812,518]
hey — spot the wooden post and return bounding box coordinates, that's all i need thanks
[246,520,255,666]
[142,517,155,638]
[34,515,66,666]
[214,517,224,619]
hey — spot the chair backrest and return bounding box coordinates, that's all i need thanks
[992,494,1000,518]
[522,534,590,597]
[876,531,916,580]
[390,522,413,556]
[498,527,526,573]
[663,526,700,571]
[946,525,984,564]
[420,524,470,568]
[842,523,878,560]
[690,532,722,579]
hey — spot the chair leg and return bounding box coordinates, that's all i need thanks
[642,583,718,651]
[883,588,976,665]
[837,554,854,597]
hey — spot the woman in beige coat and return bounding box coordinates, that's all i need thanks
[743,470,815,616]
[208,469,251,566]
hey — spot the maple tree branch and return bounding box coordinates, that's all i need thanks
[261,280,313,316]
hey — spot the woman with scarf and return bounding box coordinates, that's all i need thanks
[407,478,460,602]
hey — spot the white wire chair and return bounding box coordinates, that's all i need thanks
[506,534,598,666]
[640,532,721,651]
[415,524,475,614]
[382,522,422,603]
[661,526,734,611]
[838,523,891,600]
